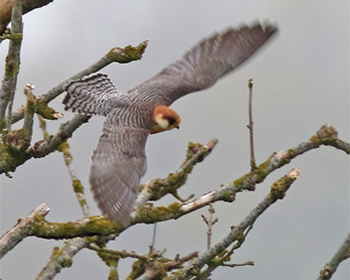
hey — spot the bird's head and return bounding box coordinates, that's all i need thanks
[151,105,181,134]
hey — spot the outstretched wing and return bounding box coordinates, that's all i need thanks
[89,118,149,226]
[63,73,123,116]
[130,22,277,105]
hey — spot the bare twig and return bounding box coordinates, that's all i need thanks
[37,115,49,140]
[21,83,35,141]
[201,204,218,250]
[247,78,256,170]
[58,141,90,217]
[167,169,301,279]
[317,232,350,280]
[0,0,23,125]
[91,246,197,279]
[88,244,148,262]
[150,223,157,254]
[222,261,254,267]
[0,203,50,259]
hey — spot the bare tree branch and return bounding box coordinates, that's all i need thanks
[0,0,23,124]
[0,203,50,258]
[317,232,350,280]
[247,78,256,170]
[1,126,346,243]
[177,125,349,214]
[36,237,87,280]
[167,168,301,279]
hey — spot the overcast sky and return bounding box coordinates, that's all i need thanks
[1,1,349,279]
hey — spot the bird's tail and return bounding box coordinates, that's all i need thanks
[63,73,120,116]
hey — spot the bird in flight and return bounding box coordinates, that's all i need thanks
[63,22,277,226]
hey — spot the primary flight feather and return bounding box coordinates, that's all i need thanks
[63,22,277,226]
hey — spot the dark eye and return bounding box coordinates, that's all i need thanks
[166,117,176,126]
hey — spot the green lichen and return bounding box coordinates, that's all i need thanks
[136,202,183,223]
[309,135,320,144]
[25,99,36,115]
[0,129,31,173]
[5,59,20,76]
[124,45,143,59]
[79,198,88,208]
[221,189,235,202]
[58,141,69,153]
[28,215,120,238]
[167,172,186,186]
[0,119,6,130]
[8,32,22,43]
[254,158,271,182]
[127,259,166,280]
[49,247,73,268]
[233,230,245,243]
[142,172,188,201]
[108,268,119,280]
[127,260,146,279]
[287,148,297,158]
[35,101,60,120]
[270,175,295,200]
[85,216,122,234]
[145,179,164,199]
[60,255,73,268]
[97,250,120,267]
[106,42,147,63]
[72,179,84,194]
[208,255,225,268]
[233,173,251,187]
[270,181,286,200]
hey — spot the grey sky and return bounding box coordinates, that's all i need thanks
[1,1,349,279]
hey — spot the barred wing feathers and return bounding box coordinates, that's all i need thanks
[89,120,149,226]
[131,22,277,105]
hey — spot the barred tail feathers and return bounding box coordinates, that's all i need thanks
[63,73,120,116]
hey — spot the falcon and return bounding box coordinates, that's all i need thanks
[63,22,277,226]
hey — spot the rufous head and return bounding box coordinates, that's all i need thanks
[151,105,181,134]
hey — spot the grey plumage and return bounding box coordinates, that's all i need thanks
[63,22,277,226]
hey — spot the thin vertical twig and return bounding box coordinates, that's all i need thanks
[150,223,157,254]
[58,141,90,218]
[201,204,218,250]
[247,78,256,170]
[22,84,35,142]
[0,0,23,128]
